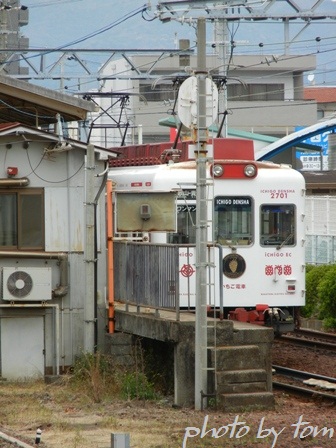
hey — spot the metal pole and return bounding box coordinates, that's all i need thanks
[215,18,228,137]
[84,144,96,352]
[194,17,208,411]
[106,180,115,334]
[0,2,8,67]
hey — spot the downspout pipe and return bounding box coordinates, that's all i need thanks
[53,256,69,298]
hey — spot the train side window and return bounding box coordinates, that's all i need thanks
[214,196,253,246]
[167,203,196,244]
[260,204,295,247]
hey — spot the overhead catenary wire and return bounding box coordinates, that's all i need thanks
[0,2,335,93]
[26,0,83,7]
[0,3,334,138]
[3,4,151,67]
[53,35,336,94]
[0,16,335,102]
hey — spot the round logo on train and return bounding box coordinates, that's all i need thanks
[223,253,246,278]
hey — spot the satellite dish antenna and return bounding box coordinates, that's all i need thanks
[177,76,218,129]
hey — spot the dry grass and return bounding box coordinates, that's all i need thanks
[0,378,336,448]
[0,351,335,448]
[0,377,185,447]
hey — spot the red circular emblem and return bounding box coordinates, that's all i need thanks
[180,264,195,277]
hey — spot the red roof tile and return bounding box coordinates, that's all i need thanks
[304,87,336,103]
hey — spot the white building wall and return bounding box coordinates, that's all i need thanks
[0,138,107,377]
[306,196,336,235]
[305,196,336,264]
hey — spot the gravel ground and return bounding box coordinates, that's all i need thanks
[272,337,336,377]
[1,391,335,448]
[0,339,334,448]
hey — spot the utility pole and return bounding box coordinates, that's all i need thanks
[214,18,229,137]
[194,17,208,411]
[0,0,9,68]
[0,1,29,74]
[84,144,96,353]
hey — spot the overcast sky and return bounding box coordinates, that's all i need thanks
[23,1,193,49]
[21,0,336,87]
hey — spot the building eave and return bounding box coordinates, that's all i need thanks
[0,122,119,158]
[0,75,96,127]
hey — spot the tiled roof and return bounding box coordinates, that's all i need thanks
[302,170,336,188]
[304,87,336,103]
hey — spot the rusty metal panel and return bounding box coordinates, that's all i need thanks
[114,242,179,310]
[116,192,177,232]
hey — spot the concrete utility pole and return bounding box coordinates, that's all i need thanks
[194,17,208,411]
[84,144,96,353]
[0,0,9,67]
[0,0,29,74]
[214,18,229,137]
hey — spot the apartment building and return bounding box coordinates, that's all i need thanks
[91,49,318,147]
[0,1,29,76]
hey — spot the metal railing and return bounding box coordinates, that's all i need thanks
[113,241,180,318]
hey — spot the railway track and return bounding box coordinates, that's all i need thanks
[272,365,336,401]
[295,327,336,343]
[276,328,336,352]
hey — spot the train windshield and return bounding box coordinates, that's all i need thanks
[167,203,196,244]
[260,204,295,246]
[214,196,253,246]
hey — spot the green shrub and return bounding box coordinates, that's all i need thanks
[302,263,336,330]
[302,264,333,318]
[322,317,336,330]
[316,265,336,326]
[70,348,161,403]
[121,371,158,400]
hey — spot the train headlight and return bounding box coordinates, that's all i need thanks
[244,164,256,177]
[213,164,224,177]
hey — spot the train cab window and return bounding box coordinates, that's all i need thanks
[214,196,253,246]
[167,203,196,244]
[260,204,295,247]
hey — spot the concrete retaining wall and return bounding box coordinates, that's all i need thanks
[105,309,274,411]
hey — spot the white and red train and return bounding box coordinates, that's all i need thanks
[108,138,306,333]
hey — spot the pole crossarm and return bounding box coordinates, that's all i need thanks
[157,0,336,21]
[0,47,195,83]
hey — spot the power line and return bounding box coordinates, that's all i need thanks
[26,0,83,8]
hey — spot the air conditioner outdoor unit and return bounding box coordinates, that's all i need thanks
[1,267,52,302]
